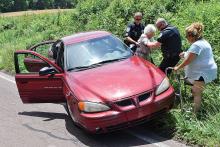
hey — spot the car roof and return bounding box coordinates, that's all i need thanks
[61,31,111,45]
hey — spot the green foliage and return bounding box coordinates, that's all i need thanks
[0,0,220,146]
[164,0,220,79]
[74,0,198,37]
[14,0,28,11]
[0,0,77,13]
[0,0,14,12]
[0,10,77,72]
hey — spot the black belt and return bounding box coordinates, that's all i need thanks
[163,52,180,58]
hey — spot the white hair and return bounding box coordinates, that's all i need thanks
[144,24,156,34]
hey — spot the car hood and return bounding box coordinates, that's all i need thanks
[65,56,165,102]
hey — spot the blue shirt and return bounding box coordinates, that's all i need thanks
[184,39,217,84]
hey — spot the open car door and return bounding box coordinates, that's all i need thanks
[14,50,65,103]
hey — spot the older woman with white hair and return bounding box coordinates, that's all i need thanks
[135,24,157,62]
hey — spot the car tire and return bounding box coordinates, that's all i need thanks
[65,101,77,124]
[64,102,95,134]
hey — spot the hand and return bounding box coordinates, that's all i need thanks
[173,66,179,71]
[179,52,185,58]
[135,42,140,47]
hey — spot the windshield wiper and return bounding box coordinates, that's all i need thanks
[67,65,95,71]
[67,57,128,72]
[92,57,128,65]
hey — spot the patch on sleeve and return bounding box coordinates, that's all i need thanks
[126,27,131,32]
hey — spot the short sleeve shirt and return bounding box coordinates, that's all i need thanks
[157,25,182,56]
[135,34,154,61]
[125,22,144,43]
[138,34,151,51]
[184,39,217,83]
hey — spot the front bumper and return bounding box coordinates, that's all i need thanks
[78,86,175,133]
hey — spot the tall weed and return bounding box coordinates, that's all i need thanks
[0,0,220,146]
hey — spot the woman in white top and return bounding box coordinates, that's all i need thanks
[174,22,217,113]
[135,24,156,62]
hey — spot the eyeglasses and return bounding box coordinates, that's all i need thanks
[135,17,142,21]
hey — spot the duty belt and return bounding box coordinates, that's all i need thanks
[163,52,180,58]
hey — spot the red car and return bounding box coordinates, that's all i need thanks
[14,31,175,133]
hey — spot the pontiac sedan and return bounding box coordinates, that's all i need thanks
[14,31,175,133]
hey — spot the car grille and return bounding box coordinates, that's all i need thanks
[115,91,152,107]
[106,108,167,132]
[138,92,151,102]
[115,99,133,106]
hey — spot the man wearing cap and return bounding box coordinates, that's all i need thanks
[124,12,145,52]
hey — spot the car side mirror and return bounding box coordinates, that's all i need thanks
[39,67,56,76]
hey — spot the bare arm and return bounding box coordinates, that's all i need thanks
[147,41,161,49]
[174,52,197,70]
[125,36,138,45]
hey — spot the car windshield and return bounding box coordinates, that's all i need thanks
[65,35,132,71]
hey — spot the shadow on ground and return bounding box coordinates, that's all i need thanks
[18,108,177,147]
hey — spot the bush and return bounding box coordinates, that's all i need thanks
[0,0,77,13]
[0,0,220,146]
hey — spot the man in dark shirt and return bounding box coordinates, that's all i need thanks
[124,12,145,52]
[148,18,182,74]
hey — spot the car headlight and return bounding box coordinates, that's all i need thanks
[78,101,110,113]
[155,77,170,95]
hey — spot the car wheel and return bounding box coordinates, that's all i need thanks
[63,102,83,130]
[66,101,77,123]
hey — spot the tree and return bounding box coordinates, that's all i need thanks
[0,0,76,13]
[54,0,74,8]
[0,0,14,12]
[13,0,28,11]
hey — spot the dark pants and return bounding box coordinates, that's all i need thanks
[159,55,180,75]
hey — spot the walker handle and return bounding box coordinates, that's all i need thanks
[165,67,174,76]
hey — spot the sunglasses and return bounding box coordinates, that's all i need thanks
[135,18,142,21]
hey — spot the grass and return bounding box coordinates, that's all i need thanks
[0,9,77,72]
[0,1,220,146]
[162,84,220,146]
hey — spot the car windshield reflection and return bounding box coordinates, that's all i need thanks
[65,35,132,71]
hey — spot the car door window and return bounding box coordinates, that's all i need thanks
[16,53,51,74]
[28,41,56,60]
